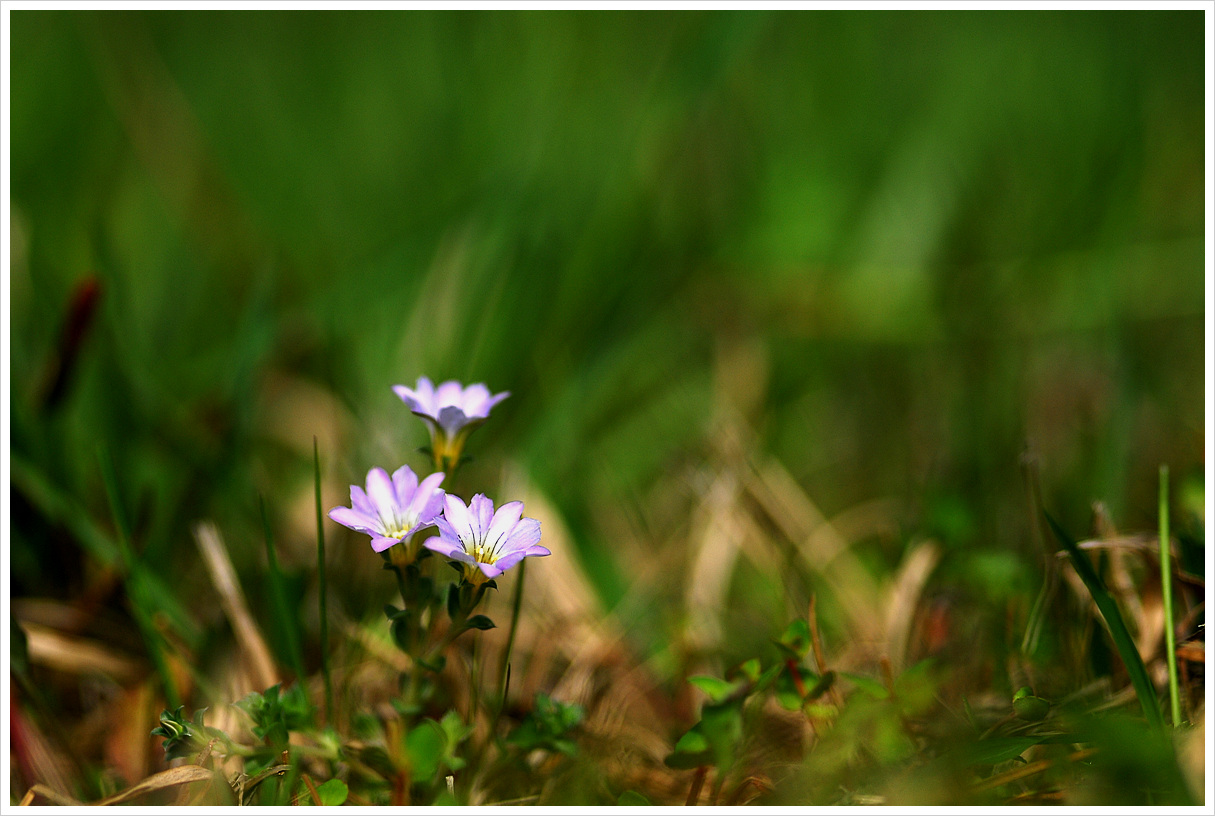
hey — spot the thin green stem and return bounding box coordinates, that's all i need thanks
[402,585,479,712]
[472,562,527,791]
[314,438,334,726]
[469,638,483,726]
[1159,465,1181,727]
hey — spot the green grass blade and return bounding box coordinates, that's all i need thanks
[11,453,199,643]
[1044,511,1163,730]
[1158,466,1181,727]
[97,447,181,708]
[261,495,305,682]
[314,437,334,725]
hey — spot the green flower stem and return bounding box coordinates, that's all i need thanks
[390,566,412,609]
[1159,465,1181,727]
[471,561,527,792]
[401,581,487,711]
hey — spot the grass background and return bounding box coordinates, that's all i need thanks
[7,8,1208,805]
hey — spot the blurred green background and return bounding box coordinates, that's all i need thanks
[9,9,1206,681]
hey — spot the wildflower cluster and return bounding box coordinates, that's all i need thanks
[322,377,559,803]
[330,378,548,583]
[148,377,574,806]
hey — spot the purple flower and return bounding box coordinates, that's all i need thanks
[328,465,445,556]
[392,377,510,473]
[426,493,548,585]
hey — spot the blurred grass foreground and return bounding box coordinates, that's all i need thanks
[6,8,1209,807]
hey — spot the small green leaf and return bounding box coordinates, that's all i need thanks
[315,779,348,806]
[805,670,836,701]
[700,701,744,770]
[688,675,737,703]
[405,721,446,782]
[665,725,713,769]
[735,658,762,683]
[775,670,807,711]
[1012,694,1051,722]
[617,790,652,805]
[464,615,496,631]
[776,618,812,659]
[437,711,473,772]
[754,662,783,693]
[504,693,583,756]
[551,737,579,756]
[673,728,709,754]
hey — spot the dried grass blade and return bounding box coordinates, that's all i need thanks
[193,521,279,691]
[93,765,214,806]
[20,784,82,806]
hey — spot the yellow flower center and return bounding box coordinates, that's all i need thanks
[385,524,412,539]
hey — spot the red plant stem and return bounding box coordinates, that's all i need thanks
[685,766,707,806]
[786,659,808,697]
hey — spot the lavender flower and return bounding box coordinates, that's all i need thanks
[328,466,445,559]
[392,377,510,473]
[426,493,548,585]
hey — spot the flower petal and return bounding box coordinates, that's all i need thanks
[392,384,422,412]
[432,516,463,548]
[424,536,474,563]
[350,485,375,516]
[492,545,549,573]
[415,376,436,408]
[468,494,495,536]
[436,405,469,437]
[485,501,524,551]
[410,472,446,522]
[486,390,511,411]
[442,494,476,545]
[329,506,381,535]
[391,465,419,505]
[461,383,492,416]
[500,517,542,554]
[476,561,504,579]
[364,467,398,517]
[436,380,464,408]
[370,535,402,553]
